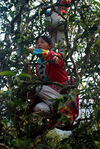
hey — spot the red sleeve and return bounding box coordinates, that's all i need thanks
[46,51,63,67]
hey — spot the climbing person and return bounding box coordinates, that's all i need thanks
[26,35,79,128]
[46,0,71,53]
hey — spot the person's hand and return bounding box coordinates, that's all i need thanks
[25,47,34,55]
[26,47,34,53]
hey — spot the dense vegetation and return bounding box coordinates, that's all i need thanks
[0,0,100,148]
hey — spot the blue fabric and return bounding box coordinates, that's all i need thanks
[37,62,50,81]
[33,48,42,55]
[33,48,43,64]
[45,10,51,16]
[38,58,42,64]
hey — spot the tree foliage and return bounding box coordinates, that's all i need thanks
[0,0,100,148]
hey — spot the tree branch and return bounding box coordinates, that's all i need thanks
[0,143,8,149]
[80,37,95,78]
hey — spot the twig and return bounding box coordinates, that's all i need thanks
[80,37,95,78]
[0,143,8,149]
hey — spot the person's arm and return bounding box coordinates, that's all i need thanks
[27,64,33,75]
[25,47,34,75]
[27,48,63,66]
[46,50,64,67]
[26,47,34,53]
[33,48,49,60]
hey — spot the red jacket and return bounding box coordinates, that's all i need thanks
[33,48,79,123]
[35,50,68,84]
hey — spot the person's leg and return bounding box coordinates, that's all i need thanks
[26,89,42,114]
[35,85,62,105]
[32,85,62,113]
[33,102,50,113]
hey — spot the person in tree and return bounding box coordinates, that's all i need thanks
[46,0,71,53]
[26,35,79,128]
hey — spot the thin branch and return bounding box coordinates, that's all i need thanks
[10,0,30,31]
[70,57,80,85]
[0,143,8,149]
[27,0,77,23]
[56,117,91,131]
[80,37,95,78]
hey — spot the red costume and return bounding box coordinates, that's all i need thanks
[35,50,68,84]
[33,48,79,124]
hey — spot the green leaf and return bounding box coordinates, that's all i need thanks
[94,141,100,148]
[94,1,100,8]
[95,40,100,46]
[17,43,24,57]
[69,14,77,22]
[81,83,85,89]
[81,23,87,29]
[18,72,32,79]
[0,71,15,76]
[96,109,100,122]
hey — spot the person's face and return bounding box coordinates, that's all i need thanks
[36,37,52,50]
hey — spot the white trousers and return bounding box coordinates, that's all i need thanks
[33,85,62,113]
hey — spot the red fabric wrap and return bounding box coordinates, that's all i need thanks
[60,0,71,14]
